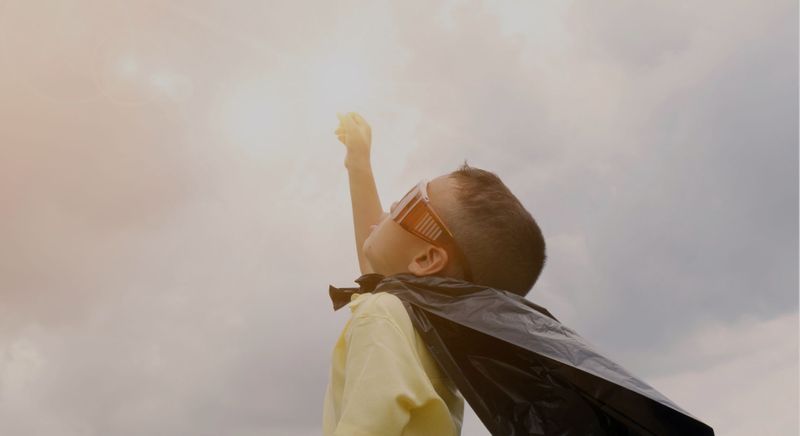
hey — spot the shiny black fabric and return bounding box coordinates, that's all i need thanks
[329,273,714,436]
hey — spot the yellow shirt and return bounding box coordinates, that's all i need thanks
[323,291,464,436]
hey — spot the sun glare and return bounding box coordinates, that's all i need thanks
[212,47,380,159]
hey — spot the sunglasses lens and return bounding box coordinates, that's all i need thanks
[412,211,443,242]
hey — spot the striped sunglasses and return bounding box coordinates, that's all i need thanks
[390,179,474,282]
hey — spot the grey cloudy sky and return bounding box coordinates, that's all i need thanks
[0,0,797,435]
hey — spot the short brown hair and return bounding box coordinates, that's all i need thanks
[444,161,546,296]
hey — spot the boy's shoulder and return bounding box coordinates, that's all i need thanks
[345,291,423,346]
[347,291,407,321]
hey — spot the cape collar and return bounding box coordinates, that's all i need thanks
[328,272,487,311]
[329,273,560,322]
[328,273,388,311]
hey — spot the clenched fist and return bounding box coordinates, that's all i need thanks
[335,112,372,168]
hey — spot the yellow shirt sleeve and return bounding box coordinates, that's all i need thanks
[334,314,447,436]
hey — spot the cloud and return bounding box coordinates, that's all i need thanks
[647,312,799,436]
[0,0,795,434]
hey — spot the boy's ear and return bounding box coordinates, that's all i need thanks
[408,245,449,276]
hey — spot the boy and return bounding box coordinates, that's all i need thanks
[322,112,547,436]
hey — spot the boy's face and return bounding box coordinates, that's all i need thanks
[363,174,459,277]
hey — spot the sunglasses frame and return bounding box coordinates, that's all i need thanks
[390,179,474,282]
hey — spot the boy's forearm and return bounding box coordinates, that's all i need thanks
[346,156,384,275]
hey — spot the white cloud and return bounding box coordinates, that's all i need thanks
[648,312,799,436]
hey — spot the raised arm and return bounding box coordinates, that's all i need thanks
[335,112,384,275]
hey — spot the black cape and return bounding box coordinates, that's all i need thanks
[329,272,714,436]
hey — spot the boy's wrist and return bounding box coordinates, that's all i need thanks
[345,153,372,172]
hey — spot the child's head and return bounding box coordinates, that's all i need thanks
[363,161,547,296]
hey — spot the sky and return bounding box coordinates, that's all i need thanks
[0,0,797,435]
